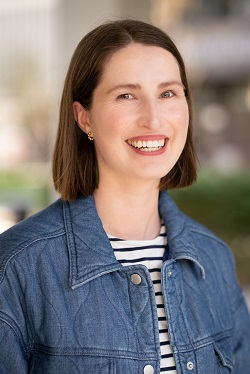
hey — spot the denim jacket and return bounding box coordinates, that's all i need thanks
[0,191,249,373]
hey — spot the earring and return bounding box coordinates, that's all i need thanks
[87,132,94,141]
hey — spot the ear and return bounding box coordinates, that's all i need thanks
[73,101,91,135]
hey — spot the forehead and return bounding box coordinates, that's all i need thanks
[100,43,181,83]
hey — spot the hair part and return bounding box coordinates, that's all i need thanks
[52,19,197,201]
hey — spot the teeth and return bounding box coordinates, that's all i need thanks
[128,139,165,149]
[140,147,160,152]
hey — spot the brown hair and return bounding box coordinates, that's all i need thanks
[52,19,197,201]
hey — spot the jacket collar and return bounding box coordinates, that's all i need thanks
[159,192,205,279]
[63,191,205,289]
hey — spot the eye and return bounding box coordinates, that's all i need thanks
[160,91,174,99]
[117,93,134,100]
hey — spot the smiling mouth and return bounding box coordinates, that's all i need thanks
[127,139,166,152]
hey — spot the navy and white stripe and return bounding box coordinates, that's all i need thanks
[109,224,177,373]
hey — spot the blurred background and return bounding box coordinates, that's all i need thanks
[0,0,249,298]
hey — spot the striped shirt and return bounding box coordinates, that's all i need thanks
[108,224,177,373]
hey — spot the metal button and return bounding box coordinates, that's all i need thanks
[187,361,194,370]
[130,273,142,285]
[143,364,154,374]
[167,270,172,277]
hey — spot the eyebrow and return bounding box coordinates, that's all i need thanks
[107,81,185,94]
[159,81,185,89]
[107,83,140,94]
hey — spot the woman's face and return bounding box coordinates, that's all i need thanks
[77,43,189,188]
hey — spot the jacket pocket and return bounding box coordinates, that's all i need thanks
[30,352,115,374]
[213,337,234,373]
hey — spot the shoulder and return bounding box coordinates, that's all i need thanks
[160,191,235,269]
[184,213,245,312]
[0,198,65,243]
[161,191,232,250]
[184,213,237,282]
[0,198,65,281]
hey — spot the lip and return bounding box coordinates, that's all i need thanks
[127,134,167,142]
[126,135,168,156]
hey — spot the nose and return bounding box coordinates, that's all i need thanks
[137,99,161,130]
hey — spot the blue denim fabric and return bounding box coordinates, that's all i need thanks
[0,191,249,373]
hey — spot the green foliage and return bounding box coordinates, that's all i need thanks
[170,173,250,284]
[0,166,51,210]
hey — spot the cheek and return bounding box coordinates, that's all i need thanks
[92,107,130,137]
[175,101,189,122]
[171,106,189,136]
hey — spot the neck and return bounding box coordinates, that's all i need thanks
[94,181,161,240]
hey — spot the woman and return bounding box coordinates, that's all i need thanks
[0,19,249,373]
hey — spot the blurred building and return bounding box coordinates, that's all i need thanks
[0,0,58,167]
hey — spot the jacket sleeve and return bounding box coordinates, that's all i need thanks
[227,246,250,372]
[0,317,28,373]
[218,240,250,372]
[232,290,250,373]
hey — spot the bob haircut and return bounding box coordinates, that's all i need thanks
[52,19,197,201]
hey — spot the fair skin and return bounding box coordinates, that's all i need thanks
[74,43,189,240]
